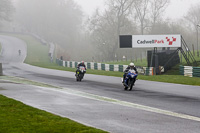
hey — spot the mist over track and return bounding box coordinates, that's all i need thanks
[0,35,200,133]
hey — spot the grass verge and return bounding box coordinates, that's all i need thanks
[0,76,59,88]
[0,33,200,132]
[103,58,147,67]
[2,33,200,86]
[0,94,107,133]
[31,62,200,86]
[0,33,108,132]
[1,33,50,64]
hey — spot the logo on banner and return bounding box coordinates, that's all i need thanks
[166,37,177,45]
[132,35,181,48]
[137,40,164,44]
[137,37,177,46]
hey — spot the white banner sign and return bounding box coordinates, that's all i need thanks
[132,35,181,48]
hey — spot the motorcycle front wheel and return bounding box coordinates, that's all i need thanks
[128,79,134,91]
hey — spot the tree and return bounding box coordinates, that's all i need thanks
[185,4,200,30]
[185,4,200,56]
[133,0,170,34]
[89,0,136,61]
[133,0,150,35]
[15,0,83,60]
[150,0,170,33]
[0,0,14,21]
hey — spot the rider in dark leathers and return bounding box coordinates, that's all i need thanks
[76,61,86,75]
[18,49,21,55]
[122,62,138,86]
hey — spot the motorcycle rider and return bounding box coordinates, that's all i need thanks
[123,62,138,86]
[18,49,21,56]
[76,61,87,76]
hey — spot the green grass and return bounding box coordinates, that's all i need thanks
[30,62,200,86]
[11,34,50,64]
[1,33,51,65]
[102,58,147,67]
[0,33,200,132]
[0,33,108,132]
[179,51,200,66]
[2,33,200,86]
[103,54,200,67]
[0,94,107,133]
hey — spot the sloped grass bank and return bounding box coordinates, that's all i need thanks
[0,33,107,132]
[1,33,51,65]
[2,33,200,86]
[0,94,107,133]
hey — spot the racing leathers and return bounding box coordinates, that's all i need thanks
[123,66,138,86]
[76,63,86,75]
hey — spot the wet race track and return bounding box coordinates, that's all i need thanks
[0,35,200,133]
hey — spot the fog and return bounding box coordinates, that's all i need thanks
[1,0,200,62]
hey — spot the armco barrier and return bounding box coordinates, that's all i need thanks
[91,62,94,70]
[56,59,153,75]
[114,65,119,72]
[184,66,193,77]
[72,62,75,68]
[87,62,91,69]
[105,64,109,71]
[94,63,98,70]
[193,67,200,77]
[70,62,72,68]
[98,63,101,70]
[179,65,200,78]
[75,62,78,68]
[119,65,123,72]
[101,64,105,71]
[143,67,154,76]
[179,66,184,75]
[109,64,114,71]
[65,61,68,67]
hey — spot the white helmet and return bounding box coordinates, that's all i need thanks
[129,62,134,67]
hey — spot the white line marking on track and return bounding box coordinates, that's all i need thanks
[2,76,200,123]
[44,87,200,122]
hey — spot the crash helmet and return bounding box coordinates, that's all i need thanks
[129,62,135,69]
[81,61,84,64]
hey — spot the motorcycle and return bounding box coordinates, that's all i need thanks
[76,66,86,81]
[123,69,138,91]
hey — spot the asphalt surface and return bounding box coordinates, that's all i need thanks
[0,35,200,133]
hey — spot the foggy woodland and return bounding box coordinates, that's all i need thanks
[0,0,200,62]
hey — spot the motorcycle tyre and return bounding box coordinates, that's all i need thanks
[128,79,134,91]
[124,87,128,90]
[129,78,136,91]
[76,75,80,82]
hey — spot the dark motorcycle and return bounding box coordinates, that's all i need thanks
[18,49,21,56]
[76,66,86,81]
[123,69,138,91]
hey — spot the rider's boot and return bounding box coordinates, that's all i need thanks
[124,80,128,87]
[122,75,126,83]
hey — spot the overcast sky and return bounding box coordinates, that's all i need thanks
[74,0,200,20]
